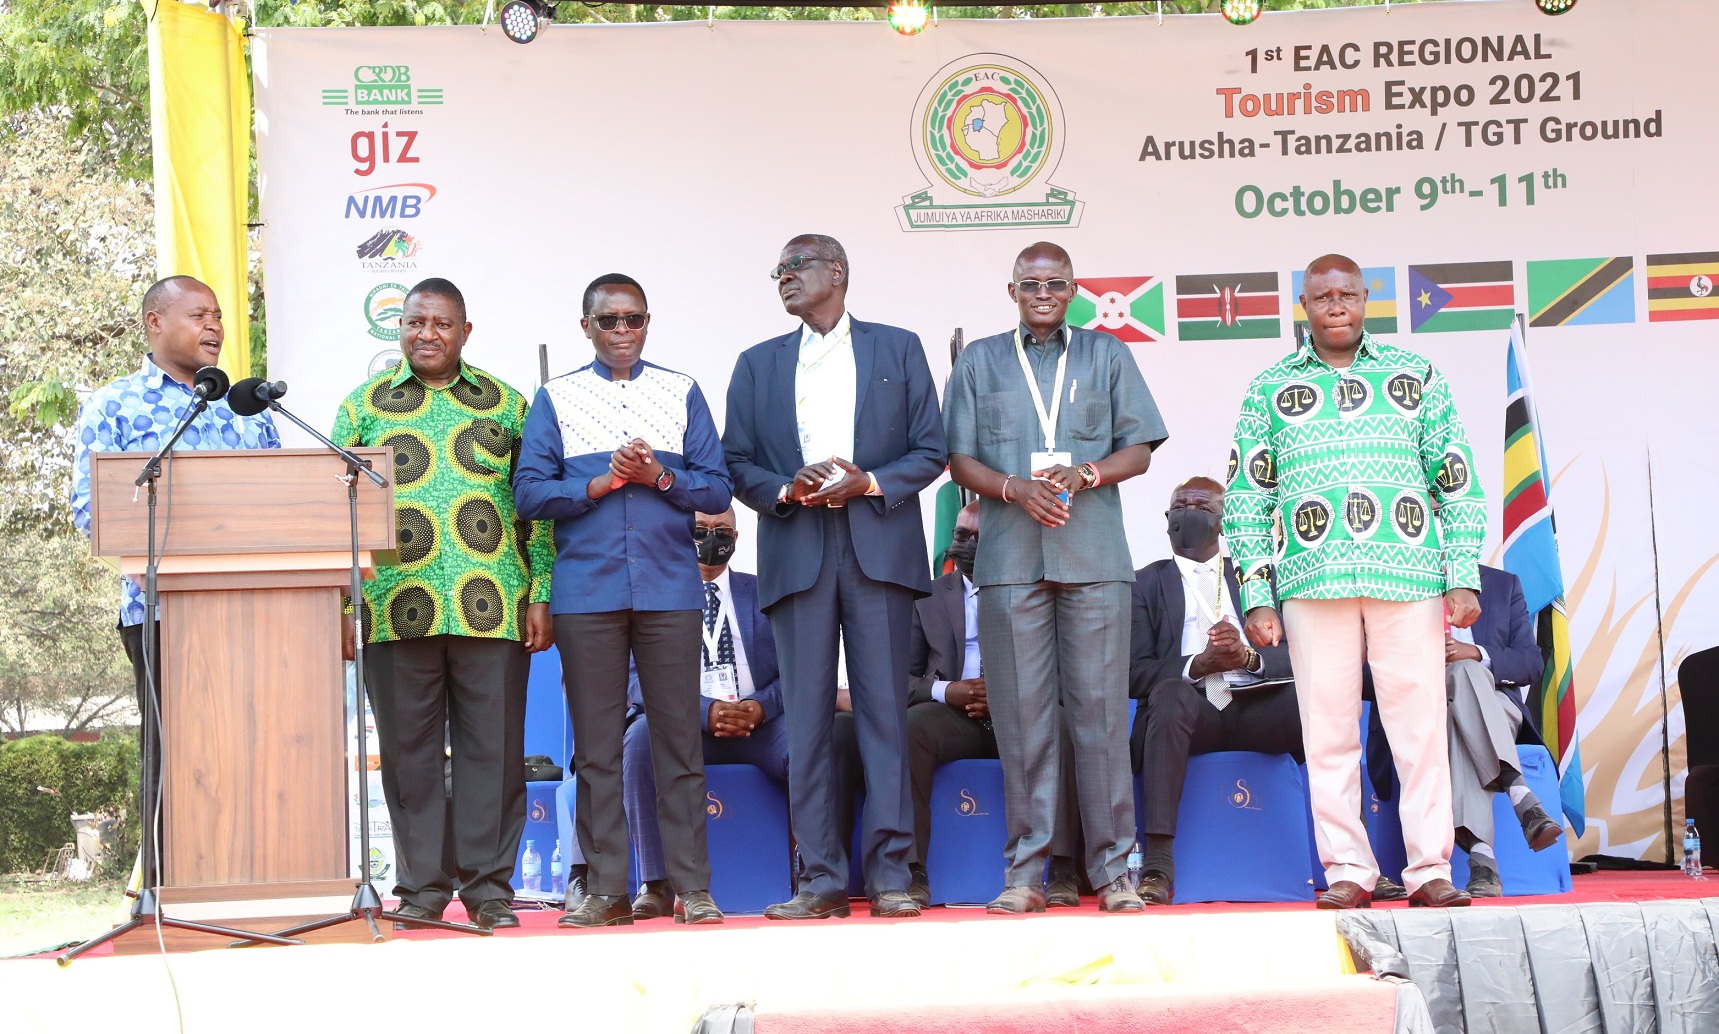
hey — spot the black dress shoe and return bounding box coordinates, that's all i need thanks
[1045,861,1082,908]
[674,890,725,925]
[907,864,932,909]
[1371,875,1409,902]
[1136,870,1173,906]
[391,902,445,925]
[471,899,519,930]
[1315,881,1372,909]
[564,869,589,913]
[558,893,633,928]
[631,880,674,920]
[869,889,922,918]
[764,891,851,921]
[1408,878,1472,908]
[1519,805,1563,852]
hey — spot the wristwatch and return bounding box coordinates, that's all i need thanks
[1244,648,1263,673]
[655,468,675,492]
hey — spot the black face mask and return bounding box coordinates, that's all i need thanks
[1166,509,1221,553]
[945,538,977,577]
[696,528,737,567]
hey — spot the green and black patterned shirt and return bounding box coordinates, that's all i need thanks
[1222,331,1484,611]
[332,360,554,643]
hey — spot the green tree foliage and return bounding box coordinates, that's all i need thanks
[0,732,139,875]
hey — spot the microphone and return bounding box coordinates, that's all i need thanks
[193,365,231,402]
[227,377,289,417]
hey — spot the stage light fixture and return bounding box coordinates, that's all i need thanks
[1534,0,1576,13]
[888,0,930,37]
[1221,0,1262,26]
[500,0,550,44]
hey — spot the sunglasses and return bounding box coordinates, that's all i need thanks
[692,526,737,541]
[589,313,648,332]
[770,255,833,281]
[1013,279,1074,296]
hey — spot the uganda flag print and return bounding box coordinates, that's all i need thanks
[1646,252,1719,322]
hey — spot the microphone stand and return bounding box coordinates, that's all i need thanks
[253,401,489,941]
[60,395,300,964]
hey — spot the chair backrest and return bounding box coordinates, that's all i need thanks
[1681,646,1719,768]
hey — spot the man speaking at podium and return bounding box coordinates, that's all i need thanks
[333,278,556,931]
[72,275,282,710]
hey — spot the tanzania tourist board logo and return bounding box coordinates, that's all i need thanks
[366,282,408,341]
[356,228,422,271]
[898,54,1082,231]
[323,65,444,109]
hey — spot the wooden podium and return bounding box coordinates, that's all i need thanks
[89,447,395,944]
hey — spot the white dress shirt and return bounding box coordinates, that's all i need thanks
[931,575,982,704]
[795,312,857,467]
[1173,553,1261,688]
[707,568,756,700]
[1448,623,1491,670]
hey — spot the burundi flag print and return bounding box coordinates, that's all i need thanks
[1067,277,1165,343]
[1175,272,1281,341]
[1293,266,1398,334]
[1645,251,1719,322]
[1527,257,1634,328]
[1408,261,1515,333]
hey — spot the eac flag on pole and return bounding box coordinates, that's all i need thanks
[145,0,252,379]
[1502,315,1585,835]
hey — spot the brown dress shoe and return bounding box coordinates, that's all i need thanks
[986,885,1047,914]
[1409,878,1473,908]
[1136,871,1173,906]
[1098,875,1144,913]
[1519,805,1563,852]
[1315,880,1372,909]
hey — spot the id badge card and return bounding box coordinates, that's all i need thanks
[700,664,739,702]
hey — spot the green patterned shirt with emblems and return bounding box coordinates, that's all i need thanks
[332,359,554,643]
[1221,331,1485,612]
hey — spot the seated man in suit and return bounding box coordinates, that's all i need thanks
[1128,477,1301,905]
[622,507,788,919]
[1367,562,1561,897]
[906,501,1083,908]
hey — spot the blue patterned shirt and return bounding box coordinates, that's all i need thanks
[71,355,282,625]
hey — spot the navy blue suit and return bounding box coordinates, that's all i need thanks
[723,318,947,899]
[1368,565,1544,799]
[625,570,788,883]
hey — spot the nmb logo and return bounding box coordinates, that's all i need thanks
[323,65,444,107]
[344,182,437,220]
[356,65,412,105]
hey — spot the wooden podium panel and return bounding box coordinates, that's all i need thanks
[89,447,394,934]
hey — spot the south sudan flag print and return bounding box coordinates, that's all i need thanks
[1646,252,1719,323]
[1408,261,1515,333]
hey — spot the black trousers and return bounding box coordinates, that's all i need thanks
[557,609,710,898]
[365,635,530,911]
[1134,678,1305,838]
[118,620,161,709]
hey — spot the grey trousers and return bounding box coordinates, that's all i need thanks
[979,579,1134,888]
[1447,658,1523,848]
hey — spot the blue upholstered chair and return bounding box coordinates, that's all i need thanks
[925,758,1009,905]
[1450,743,1572,896]
[1171,751,1319,903]
[703,763,794,914]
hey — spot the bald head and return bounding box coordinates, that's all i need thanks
[1304,253,1361,281]
[1166,476,1224,561]
[1300,253,1368,360]
[1013,242,1073,281]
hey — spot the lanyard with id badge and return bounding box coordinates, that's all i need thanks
[699,590,740,701]
[1014,329,1073,504]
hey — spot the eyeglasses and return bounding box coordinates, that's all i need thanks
[692,526,737,541]
[588,313,648,331]
[770,255,832,281]
[1305,292,1363,312]
[1013,279,1073,296]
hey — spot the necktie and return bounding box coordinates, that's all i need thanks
[1197,566,1232,711]
[703,582,735,668]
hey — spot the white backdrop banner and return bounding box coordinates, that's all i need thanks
[253,0,1717,862]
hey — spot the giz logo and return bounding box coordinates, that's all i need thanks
[345,182,436,220]
[352,122,418,177]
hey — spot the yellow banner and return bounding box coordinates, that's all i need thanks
[145,0,250,378]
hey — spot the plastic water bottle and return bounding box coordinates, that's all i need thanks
[522,839,542,893]
[1684,819,1705,880]
[551,840,565,897]
[1126,840,1144,887]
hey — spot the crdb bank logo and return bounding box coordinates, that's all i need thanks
[322,65,445,108]
[365,283,408,341]
[898,54,1082,231]
[356,228,422,271]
